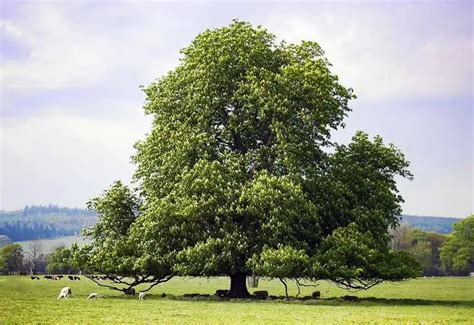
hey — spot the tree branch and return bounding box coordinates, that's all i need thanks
[139,275,174,292]
[86,274,174,293]
[295,279,319,288]
[85,275,126,292]
[279,277,289,299]
[332,278,383,292]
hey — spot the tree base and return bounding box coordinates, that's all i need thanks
[228,273,251,298]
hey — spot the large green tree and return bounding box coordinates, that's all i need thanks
[440,215,474,275]
[129,21,419,297]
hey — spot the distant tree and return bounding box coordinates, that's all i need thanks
[72,182,174,294]
[389,223,413,251]
[407,240,432,271]
[440,215,474,275]
[410,229,446,276]
[25,240,46,274]
[390,224,447,276]
[46,246,76,274]
[0,244,24,274]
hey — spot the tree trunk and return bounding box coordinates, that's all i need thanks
[228,273,250,298]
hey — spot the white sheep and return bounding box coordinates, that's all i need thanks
[58,287,71,300]
[87,293,98,300]
[138,292,146,300]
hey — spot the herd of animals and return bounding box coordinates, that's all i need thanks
[30,275,81,280]
[29,275,147,301]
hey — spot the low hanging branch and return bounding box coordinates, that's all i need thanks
[85,274,174,293]
[294,279,319,298]
[332,278,383,292]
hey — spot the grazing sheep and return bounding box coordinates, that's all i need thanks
[87,293,97,300]
[138,292,146,300]
[58,287,71,300]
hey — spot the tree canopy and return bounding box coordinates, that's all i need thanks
[47,246,77,275]
[0,243,24,275]
[78,21,420,297]
[440,215,474,275]
[71,181,174,293]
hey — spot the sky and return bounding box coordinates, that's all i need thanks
[0,1,472,218]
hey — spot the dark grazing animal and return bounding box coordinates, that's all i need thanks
[312,291,321,299]
[215,289,229,298]
[253,291,269,299]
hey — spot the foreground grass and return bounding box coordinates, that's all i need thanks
[0,276,473,324]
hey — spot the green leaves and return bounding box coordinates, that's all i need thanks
[440,215,474,274]
[0,243,24,274]
[47,246,76,274]
[248,245,310,279]
[85,21,419,292]
[74,181,174,281]
[317,224,421,287]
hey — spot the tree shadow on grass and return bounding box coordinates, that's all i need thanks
[104,293,474,308]
[318,297,474,307]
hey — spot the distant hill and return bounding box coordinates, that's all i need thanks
[17,235,91,253]
[399,215,462,234]
[0,205,97,241]
[0,205,463,242]
[0,235,12,247]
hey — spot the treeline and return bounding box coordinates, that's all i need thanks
[2,216,472,277]
[0,222,59,241]
[0,205,459,243]
[22,205,96,217]
[399,215,461,234]
[0,242,78,275]
[390,216,474,276]
[0,205,97,241]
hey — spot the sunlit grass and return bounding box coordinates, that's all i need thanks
[1,276,473,324]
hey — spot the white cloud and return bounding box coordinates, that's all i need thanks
[0,108,151,210]
[0,4,178,93]
[0,2,472,217]
[264,7,473,100]
[0,20,22,38]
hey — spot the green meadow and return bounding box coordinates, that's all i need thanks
[1,276,473,324]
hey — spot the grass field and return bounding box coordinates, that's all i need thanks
[1,276,473,324]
